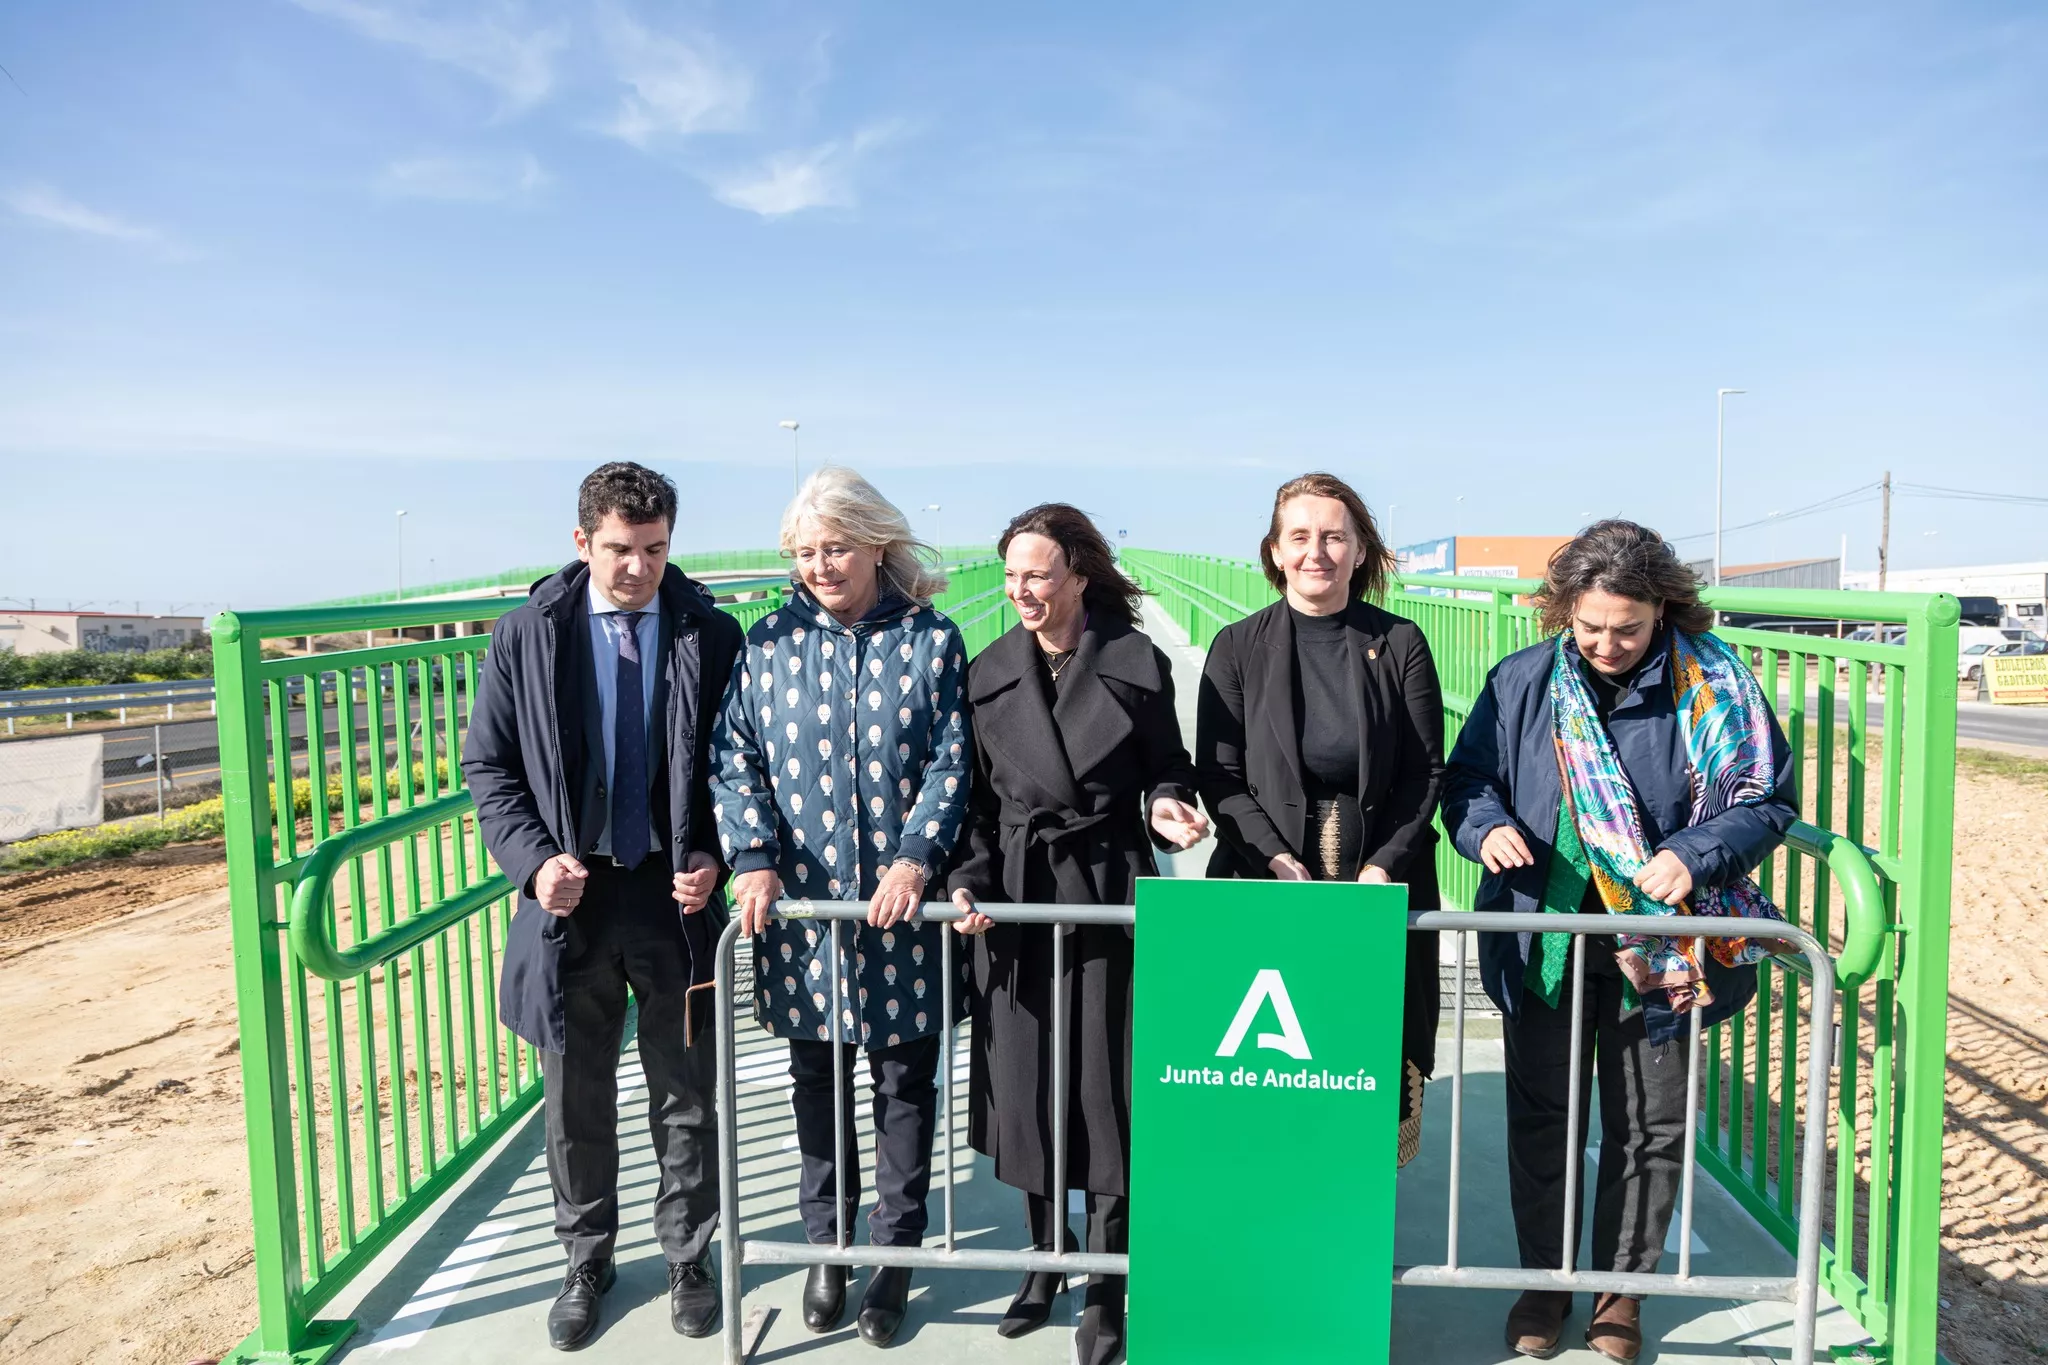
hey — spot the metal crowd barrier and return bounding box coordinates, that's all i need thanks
[713,900,1836,1365]
[1403,910,1836,1365]
[712,899,1132,1363]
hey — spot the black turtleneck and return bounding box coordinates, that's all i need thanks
[1289,605,1359,795]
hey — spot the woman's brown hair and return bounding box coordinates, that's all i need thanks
[1258,471,1394,602]
[1533,519,1715,636]
[998,503,1144,627]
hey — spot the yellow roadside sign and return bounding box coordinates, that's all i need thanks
[1984,654,2048,705]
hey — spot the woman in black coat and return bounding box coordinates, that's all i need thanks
[948,503,1207,1365]
[1194,471,1444,1167]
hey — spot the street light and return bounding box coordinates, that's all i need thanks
[779,420,801,494]
[396,510,408,600]
[1714,388,1746,586]
[921,504,942,554]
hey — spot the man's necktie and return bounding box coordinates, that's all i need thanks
[611,611,651,869]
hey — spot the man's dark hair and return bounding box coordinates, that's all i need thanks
[578,461,678,533]
[998,502,1144,627]
[1534,519,1715,636]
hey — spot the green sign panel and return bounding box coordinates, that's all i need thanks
[1129,877,1409,1363]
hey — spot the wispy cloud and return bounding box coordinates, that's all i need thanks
[600,11,751,147]
[378,152,547,202]
[288,0,565,109]
[5,185,164,244]
[709,123,902,218]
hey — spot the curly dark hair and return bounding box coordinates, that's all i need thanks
[578,461,678,533]
[1534,519,1714,636]
[1258,471,1394,602]
[997,502,1143,627]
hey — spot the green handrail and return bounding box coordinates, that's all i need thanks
[288,790,510,982]
[1781,820,1886,989]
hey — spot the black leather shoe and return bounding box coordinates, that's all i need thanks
[547,1258,614,1351]
[996,1269,1067,1338]
[1075,1277,1125,1365]
[802,1263,848,1333]
[856,1265,913,1346]
[668,1259,719,1338]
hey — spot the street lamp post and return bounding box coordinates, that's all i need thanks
[780,420,801,494]
[921,504,942,556]
[396,510,408,600]
[1714,388,1746,586]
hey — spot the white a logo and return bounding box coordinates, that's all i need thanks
[1215,968,1312,1061]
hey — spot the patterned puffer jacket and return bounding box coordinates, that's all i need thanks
[711,583,971,1048]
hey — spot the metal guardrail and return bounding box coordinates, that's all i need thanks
[706,898,1847,1365]
[0,678,217,731]
[713,899,1132,1365]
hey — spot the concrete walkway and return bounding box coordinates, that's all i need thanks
[314,602,1879,1364]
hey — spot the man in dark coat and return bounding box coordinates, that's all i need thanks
[462,462,743,1350]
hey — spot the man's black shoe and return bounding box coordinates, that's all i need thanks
[548,1258,615,1351]
[857,1265,913,1346]
[803,1262,848,1333]
[669,1259,719,1338]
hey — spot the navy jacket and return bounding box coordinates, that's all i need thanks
[1440,630,1797,1042]
[462,559,745,1053]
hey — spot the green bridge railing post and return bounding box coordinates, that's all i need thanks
[213,610,350,1363]
[1889,592,1959,1362]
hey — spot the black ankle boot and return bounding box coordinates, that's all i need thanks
[857,1265,913,1346]
[1075,1276,1126,1365]
[997,1268,1067,1338]
[802,1263,847,1333]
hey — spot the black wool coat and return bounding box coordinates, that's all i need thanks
[1194,596,1445,1077]
[461,560,744,1053]
[947,616,1198,1198]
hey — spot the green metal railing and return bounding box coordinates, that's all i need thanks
[215,555,1005,1363]
[1122,550,1958,1365]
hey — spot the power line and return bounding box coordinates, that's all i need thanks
[1667,481,1883,544]
[0,62,22,96]
[1896,482,2048,508]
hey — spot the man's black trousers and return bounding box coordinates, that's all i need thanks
[1502,938,1692,1278]
[540,858,719,1271]
[787,1034,942,1247]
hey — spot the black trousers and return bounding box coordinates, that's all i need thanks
[540,858,719,1271]
[1502,939,1692,1279]
[1024,1189,1128,1307]
[788,1034,942,1247]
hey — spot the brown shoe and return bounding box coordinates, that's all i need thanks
[1586,1293,1642,1362]
[1504,1290,1572,1358]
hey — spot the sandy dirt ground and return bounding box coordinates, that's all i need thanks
[1,757,2045,1364]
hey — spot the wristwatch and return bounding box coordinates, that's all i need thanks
[890,855,931,882]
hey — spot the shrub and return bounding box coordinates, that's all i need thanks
[0,642,213,691]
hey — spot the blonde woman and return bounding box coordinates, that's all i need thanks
[710,466,972,1346]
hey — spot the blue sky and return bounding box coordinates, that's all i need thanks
[1,1,2043,610]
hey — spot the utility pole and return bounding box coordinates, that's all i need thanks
[1878,470,1892,593]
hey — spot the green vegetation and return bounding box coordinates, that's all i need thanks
[0,758,460,873]
[1957,743,2048,788]
[0,642,213,690]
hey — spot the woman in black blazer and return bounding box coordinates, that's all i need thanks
[1194,471,1445,1165]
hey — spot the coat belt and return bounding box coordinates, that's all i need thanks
[997,804,1113,910]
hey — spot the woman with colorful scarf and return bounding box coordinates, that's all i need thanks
[1441,520,1796,1363]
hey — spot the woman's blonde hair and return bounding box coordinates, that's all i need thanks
[780,466,949,607]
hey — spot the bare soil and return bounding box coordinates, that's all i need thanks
[0,757,2043,1363]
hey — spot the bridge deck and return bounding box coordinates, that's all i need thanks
[311,603,1879,1364]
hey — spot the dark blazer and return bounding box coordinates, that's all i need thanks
[1439,630,1797,1042]
[1194,597,1446,897]
[462,559,745,1053]
[949,615,1198,911]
